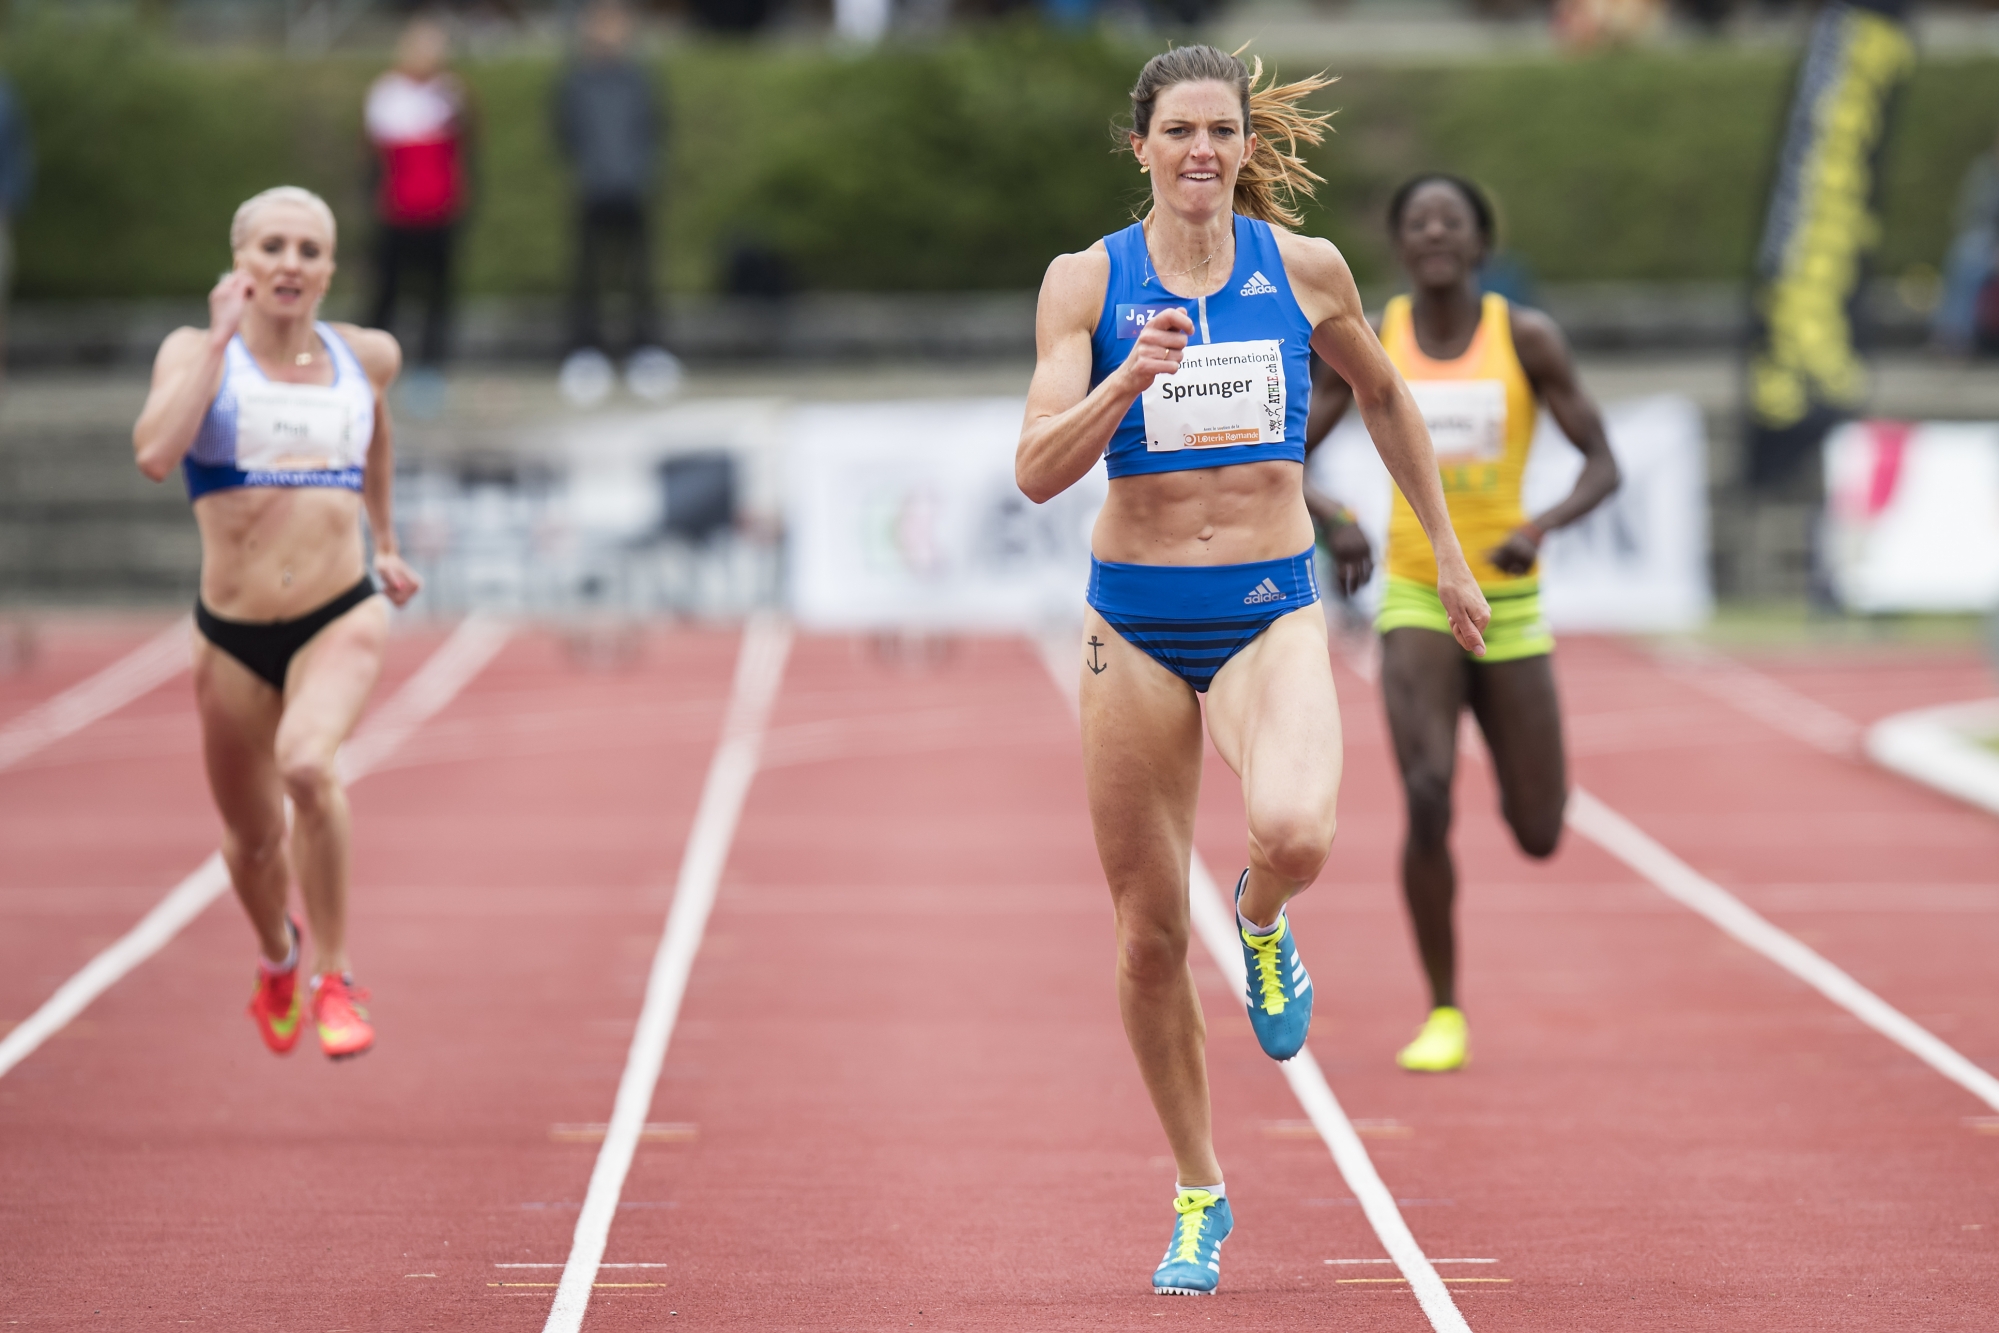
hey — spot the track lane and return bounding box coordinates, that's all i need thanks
[1254,636,1998,1331]
[1565,638,1999,1078]
[7,625,1994,1328]
[0,618,182,727]
[0,623,446,1041]
[0,627,741,1328]
[587,634,1434,1330]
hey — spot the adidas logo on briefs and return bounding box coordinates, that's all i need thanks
[1239,271,1278,297]
[1243,577,1284,605]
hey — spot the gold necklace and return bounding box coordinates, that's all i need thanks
[294,349,315,366]
[1141,222,1230,286]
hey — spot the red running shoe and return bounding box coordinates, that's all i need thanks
[246,921,304,1055]
[310,973,374,1060]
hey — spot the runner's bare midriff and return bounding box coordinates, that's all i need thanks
[193,487,367,619]
[1091,458,1313,566]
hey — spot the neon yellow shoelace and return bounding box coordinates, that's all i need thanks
[1173,1191,1216,1263]
[1242,921,1288,1015]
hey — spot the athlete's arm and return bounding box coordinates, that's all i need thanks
[1304,354,1356,454]
[1488,308,1621,577]
[340,324,422,607]
[1303,351,1373,596]
[1280,232,1488,653]
[132,272,249,482]
[1016,247,1190,504]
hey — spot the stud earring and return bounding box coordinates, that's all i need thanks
[1140,164,1150,174]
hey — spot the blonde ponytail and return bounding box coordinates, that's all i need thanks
[1236,56,1335,229]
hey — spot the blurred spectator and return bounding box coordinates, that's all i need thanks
[554,1,680,406]
[1933,123,1999,357]
[722,235,795,300]
[365,16,474,382]
[1674,0,1739,33]
[0,75,32,386]
[1554,0,1664,47]
[1040,0,1099,26]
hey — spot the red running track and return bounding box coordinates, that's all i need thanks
[0,617,182,723]
[1,622,1995,1329]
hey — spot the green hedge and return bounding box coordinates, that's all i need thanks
[5,17,1997,299]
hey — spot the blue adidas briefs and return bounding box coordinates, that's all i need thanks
[1086,549,1319,693]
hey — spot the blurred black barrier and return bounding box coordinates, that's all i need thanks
[1744,0,1915,493]
[689,0,776,32]
[1145,0,1224,26]
[660,451,738,544]
[722,238,797,302]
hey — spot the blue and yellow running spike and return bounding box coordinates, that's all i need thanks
[1153,1188,1234,1296]
[1236,869,1313,1060]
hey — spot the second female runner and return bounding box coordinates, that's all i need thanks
[1017,47,1488,1295]
[1306,174,1620,1073]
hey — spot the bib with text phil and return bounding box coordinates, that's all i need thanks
[1140,339,1285,452]
[235,382,363,473]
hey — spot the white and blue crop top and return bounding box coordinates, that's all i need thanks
[183,322,375,500]
[1089,214,1314,480]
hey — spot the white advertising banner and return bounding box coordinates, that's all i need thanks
[1823,420,1999,613]
[1306,393,1713,632]
[786,398,1104,629]
[788,392,1712,633]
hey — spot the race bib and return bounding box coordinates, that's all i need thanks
[1141,339,1285,452]
[234,382,361,472]
[1409,379,1506,462]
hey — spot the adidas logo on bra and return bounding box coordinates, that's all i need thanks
[1239,271,1278,297]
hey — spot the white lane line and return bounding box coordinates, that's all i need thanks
[1034,631,1472,1333]
[1647,640,1861,757]
[1566,787,1999,1114]
[336,616,514,782]
[0,618,191,773]
[543,615,792,1333]
[1184,854,1471,1333]
[1867,699,1999,818]
[1340,628,1999,1110]
[0,615,511,1081]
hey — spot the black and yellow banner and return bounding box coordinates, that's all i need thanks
[1745,0,1915,489]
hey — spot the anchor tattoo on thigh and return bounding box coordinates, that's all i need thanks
[1086,636,1107,675]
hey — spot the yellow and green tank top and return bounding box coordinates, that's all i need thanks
[1381,292,1538,590]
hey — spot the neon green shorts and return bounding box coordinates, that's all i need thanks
[1376,575,1554,663]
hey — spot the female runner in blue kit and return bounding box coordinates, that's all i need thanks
[1016,47,1488,1295]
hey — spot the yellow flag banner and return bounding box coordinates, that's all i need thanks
[1745,0,1915,490]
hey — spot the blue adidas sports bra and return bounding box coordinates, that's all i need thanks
[184,321,375,501]
[1089,214,1314,480]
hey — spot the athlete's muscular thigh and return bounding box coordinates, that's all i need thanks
[193,639,286,841]
[1379,628,1469,838]
[1079,607,1205,909]
[277,597,388,773]
[1205,603,1343,877]
[1465,653,1566,858]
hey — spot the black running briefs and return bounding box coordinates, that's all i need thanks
[195,575,378,691]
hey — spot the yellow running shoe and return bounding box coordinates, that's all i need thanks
[1396,1006,1468,1072]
